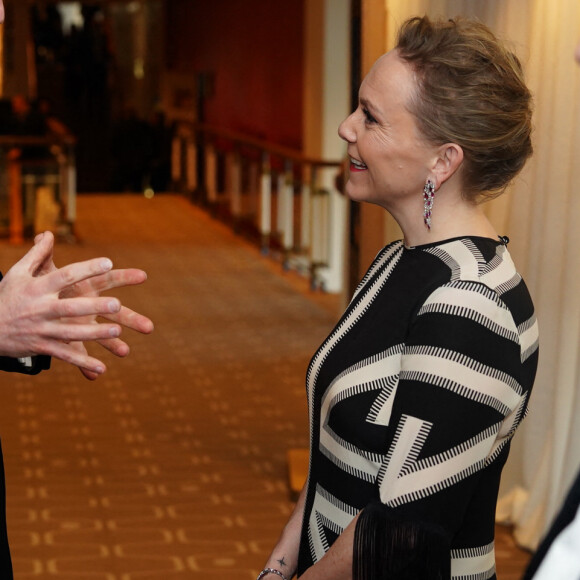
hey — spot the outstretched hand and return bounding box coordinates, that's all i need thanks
[0,231,154,379]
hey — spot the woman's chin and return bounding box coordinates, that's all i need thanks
[345,187,379,206]
[344,182,368,202]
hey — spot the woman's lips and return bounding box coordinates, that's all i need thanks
[349,157,368,172]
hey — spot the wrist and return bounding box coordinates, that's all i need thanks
[257,568,290,580]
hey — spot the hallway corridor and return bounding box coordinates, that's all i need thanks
[0,195,530,579]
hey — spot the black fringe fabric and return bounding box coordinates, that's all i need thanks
[353,501,451,580]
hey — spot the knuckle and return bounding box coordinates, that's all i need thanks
[60,299,77,317]
[59,267,76,287]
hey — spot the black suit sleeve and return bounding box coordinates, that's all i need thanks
[0,356,51,375]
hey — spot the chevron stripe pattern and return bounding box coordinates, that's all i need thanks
[451,541,496,579]
[297,237,539,580]
[307,484,360,563]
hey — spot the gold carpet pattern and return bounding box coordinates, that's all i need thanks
[0,195,530,579]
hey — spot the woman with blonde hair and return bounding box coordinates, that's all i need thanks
[258,15,538,580]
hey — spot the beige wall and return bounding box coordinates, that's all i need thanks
[356,0,404,277]
[303,0,350,294]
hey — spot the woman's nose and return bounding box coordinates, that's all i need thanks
[338,112,356,143]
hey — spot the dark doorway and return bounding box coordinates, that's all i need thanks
[32,1,164,192]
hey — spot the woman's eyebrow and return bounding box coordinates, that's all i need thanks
[360,97,381,116]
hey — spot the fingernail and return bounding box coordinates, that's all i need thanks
[109,327,121,338]
[108,300,120,313]
[95,366,105,374]
[101,259,113,271]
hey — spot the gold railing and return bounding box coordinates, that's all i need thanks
[171,122,344,290]
[0,134,76,243]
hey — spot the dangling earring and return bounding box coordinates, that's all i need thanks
[423,179,435,230]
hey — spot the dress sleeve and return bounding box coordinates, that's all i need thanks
[355,280,536,579]
[379,280,530,508]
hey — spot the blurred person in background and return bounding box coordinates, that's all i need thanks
[519,32,580,580]
[0,1,154,577]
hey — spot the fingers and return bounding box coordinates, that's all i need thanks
[52,336,130,381]
[10,231,55,277]
[54,296,122,319]
[1,240,151,375]
[44,321,122,343]
[40,257,114,295]
[45,340,108,376]
[34,232,47,245]
[95,337,131,358]
[102,306,154,334]
[63,341,104,380]
[79,367,101,381]
[31,232,58,276]
[79,268,148,295]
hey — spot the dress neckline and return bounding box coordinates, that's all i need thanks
[403,235,509,251]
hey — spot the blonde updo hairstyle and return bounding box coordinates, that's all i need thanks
[396,16,533,201]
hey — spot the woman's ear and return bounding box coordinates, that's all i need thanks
[432,143,464,187]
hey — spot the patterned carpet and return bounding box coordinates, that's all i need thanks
[0,194,530,579]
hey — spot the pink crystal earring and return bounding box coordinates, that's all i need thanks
[423,179,435,229]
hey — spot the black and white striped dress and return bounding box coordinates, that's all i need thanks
[296,236,539,580]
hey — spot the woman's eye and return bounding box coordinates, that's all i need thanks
[362,108,377,124]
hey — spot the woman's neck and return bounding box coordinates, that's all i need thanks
[386,189,499,248]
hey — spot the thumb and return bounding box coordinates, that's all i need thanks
[21,231,55,276]
[34,232,47,245]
